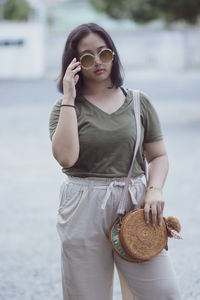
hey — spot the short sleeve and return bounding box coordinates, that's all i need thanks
[49,99,62,140]
[140,91,163,143]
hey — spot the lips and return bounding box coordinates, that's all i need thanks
[95,69,105,74]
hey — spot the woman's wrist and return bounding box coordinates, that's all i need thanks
[146,185,162,193]
[60,104,76,109]
[62,96,75,105]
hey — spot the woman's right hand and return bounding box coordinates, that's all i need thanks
[62,58,81,103]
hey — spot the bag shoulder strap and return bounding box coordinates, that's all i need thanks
[117,89,141,216]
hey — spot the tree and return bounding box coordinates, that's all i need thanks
[2,0,34,21]
[89,0,200,24]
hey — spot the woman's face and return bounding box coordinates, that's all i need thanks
[77,32,113,84]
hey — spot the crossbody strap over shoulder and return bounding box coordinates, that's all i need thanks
[117,89,143,216]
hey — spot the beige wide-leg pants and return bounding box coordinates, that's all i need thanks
[57,175,181,300]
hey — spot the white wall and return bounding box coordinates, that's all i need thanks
[0,22,45,79]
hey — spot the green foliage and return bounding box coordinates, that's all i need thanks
[90,0,200,24]
[2,0,34,21]
[154,0,200,24]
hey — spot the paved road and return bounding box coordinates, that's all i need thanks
[0,76,200,300]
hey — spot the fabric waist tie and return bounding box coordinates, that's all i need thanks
[100,176,143,210]
[67,175,145,210]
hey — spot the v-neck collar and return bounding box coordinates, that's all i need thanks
[81,88,129,117]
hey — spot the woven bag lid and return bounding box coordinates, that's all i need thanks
[120,209,168,260]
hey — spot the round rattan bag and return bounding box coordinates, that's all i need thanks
[109,208,168,263]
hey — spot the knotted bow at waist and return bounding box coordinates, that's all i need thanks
[95,176,146,210]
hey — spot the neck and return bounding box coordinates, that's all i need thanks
[81,78,114,97]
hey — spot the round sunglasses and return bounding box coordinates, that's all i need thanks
[79,48,115,69]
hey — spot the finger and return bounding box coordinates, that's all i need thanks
[151,203,157,226]
[71,57,76,63]
[66,58,77,69]
[71,65,81,74]
[71,61,81,69]
[64,65,81,79]
[140,196,145,208]
[74,74,79,85]
[69,58,80,66]
[144,203,150,224]
[67,62,81,73]
[66,59,80,72]
[157,202,163,226]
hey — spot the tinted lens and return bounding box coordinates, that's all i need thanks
[99,49,113,63]
[80,54,94,68]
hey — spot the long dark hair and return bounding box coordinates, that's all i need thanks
[56,23,124,99]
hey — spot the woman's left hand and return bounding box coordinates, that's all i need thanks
[142,189,164,226]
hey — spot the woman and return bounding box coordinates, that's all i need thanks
[49,23,181,300]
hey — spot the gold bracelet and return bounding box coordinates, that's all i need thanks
[147,186,162,192]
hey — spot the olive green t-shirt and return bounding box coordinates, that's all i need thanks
[49,88,163,178]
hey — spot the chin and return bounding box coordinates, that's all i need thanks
[95,71,111,81]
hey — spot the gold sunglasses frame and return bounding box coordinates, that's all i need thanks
[79,48,115,70]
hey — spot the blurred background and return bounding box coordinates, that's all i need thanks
[0,0,200,299]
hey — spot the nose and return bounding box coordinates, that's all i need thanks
[94,53,101,65]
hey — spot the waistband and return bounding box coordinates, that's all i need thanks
[66,175,145,187]
[66,175,145,211]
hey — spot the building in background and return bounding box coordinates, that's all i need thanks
[45,0,200,77]
[0,0,200,79]
[0,0,47,79]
